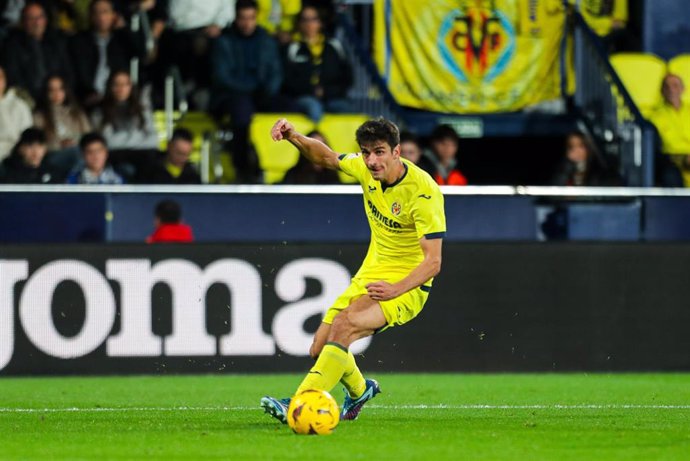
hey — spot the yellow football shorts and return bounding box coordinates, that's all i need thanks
[322,278,431,331]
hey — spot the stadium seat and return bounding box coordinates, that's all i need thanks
[317,114,370,184]
[610,53,667,119]
[175,112,219,165]
[153,111,220,182]
[250,113,314,183]
[668,54,690,104]
[153,110,181,151]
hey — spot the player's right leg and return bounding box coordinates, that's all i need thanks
[294,295,385,395]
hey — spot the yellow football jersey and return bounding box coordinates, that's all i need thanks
[338,154,446,283]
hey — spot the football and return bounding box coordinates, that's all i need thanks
[287,389,340,435]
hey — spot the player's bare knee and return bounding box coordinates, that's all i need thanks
[329,312,355,344]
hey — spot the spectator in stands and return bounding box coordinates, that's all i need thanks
[146,198,194,243]
[550,131,621,186]
[147,127,201,184]
[69,0,145,110]
[399,131,422,164]
[280,5,352,122]
[0,65,33,162]
[573,0,627,36]
[154,0,235,109]
[426,124,468,186]
[66,131,123,184]
[0,0,101,34]
[33,74,92,176]
[281,130,340,184]
[1,2,74,101]
[91,69,158,181]
[0,127,58,183]
[651,74,690,188]
[211,0,281,183]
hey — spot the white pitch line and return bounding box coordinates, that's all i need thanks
[1,404,689,413]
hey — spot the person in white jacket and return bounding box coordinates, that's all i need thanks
[0,66,33,161]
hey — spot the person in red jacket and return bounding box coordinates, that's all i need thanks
[427,124,468,186]
[146,199,194,243]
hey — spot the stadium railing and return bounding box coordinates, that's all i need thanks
[335,3,406,127]
[572,13,656,187]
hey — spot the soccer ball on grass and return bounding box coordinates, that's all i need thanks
[287,389,340,435]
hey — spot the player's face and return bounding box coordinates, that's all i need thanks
[361,141,401,182]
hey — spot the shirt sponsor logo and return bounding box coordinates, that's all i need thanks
[367,200,402,229]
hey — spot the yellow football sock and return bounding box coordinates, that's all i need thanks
[340,350,366,398]
[296,342,349,394]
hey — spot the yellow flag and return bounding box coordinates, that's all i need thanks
[374,0,565,113]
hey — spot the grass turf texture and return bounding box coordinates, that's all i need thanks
[1,374,689,460]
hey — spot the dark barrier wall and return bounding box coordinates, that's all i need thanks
[7,190,690,243]
[0,193,106,242]
[1,243,689,375]
[0,192,539,243]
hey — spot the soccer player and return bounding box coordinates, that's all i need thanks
[261,117,445,422]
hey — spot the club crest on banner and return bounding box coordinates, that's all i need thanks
[438,2,515,83]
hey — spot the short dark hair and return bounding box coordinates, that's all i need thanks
[155,199,182,224]
[430,124,459,143]
[171,127,193,143]
[355,118,400,150]
[18,127,47,145]
[236,0,258,14]
[79,132,107,151]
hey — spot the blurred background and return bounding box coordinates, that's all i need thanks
[1,0,689,376]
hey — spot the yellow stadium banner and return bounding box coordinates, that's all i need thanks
[374,0,566,113]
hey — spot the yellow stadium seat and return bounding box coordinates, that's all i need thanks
[668,54,690,104]
[610,53,667,119]
[154,111,218,163]
[250,113,314,184]
[175,112,219,164]
[153,110,180,151]
[317,114,370,184]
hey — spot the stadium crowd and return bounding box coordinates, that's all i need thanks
[0,0,686,187]
[0,0,355,184]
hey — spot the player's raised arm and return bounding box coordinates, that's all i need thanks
[271,118,341,170]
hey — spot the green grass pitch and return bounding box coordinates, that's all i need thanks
[1,373,689,460]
